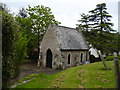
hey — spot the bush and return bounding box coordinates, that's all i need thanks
[28,51,38,62]
[104,56,114,61]
[105,55,120,61]
[118,55,120,60]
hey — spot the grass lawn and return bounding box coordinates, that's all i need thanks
[14,61,120,88]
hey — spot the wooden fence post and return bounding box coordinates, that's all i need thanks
[113,52,120,89]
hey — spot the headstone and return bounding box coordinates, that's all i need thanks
[98,50,108,70]
[84,61,90,64]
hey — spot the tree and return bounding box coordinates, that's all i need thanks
[110,32,120,54]
[77,3,117,70]
[16,32,29,63]
[77,3,115,54]
[16,5,61,61]
[77,13,92,42]
[89,3,114,32]
[1,3,19,88]
[88,3,115,52]
[18,8,27,18]
[77,13,90,32]
[26,5,60,40]
[16,8,33,61]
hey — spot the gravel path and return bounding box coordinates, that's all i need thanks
[11,63,62,84]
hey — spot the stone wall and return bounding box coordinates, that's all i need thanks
[39,25,89,69]
[60,51,89,69]
[39,25,61,69]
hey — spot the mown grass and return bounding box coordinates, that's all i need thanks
[14,61,120,88]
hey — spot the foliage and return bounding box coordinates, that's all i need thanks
[105,55,120,61]
[26,5,61,40]
[77,3,116,54]
[15,61,120,88]
[1,3,20,88]
[118,55,120,60]
[105,33,120,54]
[116,33,120,53]
[26,5,61,61]
[16,8,35,61]
[16,32,29,63]
[16,5,61,61]
[77,13,90,32]
[104,56,114,61]
[89,3,114,32]
[18,8,27,18]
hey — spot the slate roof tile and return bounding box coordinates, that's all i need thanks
[52,25,89,50]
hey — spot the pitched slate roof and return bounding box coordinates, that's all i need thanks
[51,25,89,51]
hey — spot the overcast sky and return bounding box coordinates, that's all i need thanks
[1,0,119,31]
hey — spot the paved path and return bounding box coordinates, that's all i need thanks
[11,63,62,84]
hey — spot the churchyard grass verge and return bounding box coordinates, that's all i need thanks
[14,61,120,88]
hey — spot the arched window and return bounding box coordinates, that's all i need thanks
[68,54,70,64]
[80,53,83,63]
[86,52,88,61]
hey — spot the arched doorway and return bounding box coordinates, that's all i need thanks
[46,49,52,68]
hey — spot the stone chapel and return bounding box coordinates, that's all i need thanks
[38,25,89,69]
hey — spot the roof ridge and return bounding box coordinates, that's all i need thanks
[53,25,76,30]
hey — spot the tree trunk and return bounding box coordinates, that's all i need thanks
[98,50,108,70]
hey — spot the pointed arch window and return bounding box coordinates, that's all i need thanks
[68,54,70,64]
[80,53,83,63]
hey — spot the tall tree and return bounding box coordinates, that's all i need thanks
[89,3,114,32]
[77,3,117,69]
[26,5,60,41]
[1,3,19,88]
[26,5,60,61]
[77,13,92,42]
[16,5,61,61]
[18,8,27,18]
[77,3,115,54]
[88,3,115,53]
[16,8,33,61]
[78,13,90,32]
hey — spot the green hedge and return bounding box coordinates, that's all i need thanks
[105,55,120,61]
[118,55,120,60]
[105,56,114,61]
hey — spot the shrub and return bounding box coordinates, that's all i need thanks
[105,55,120,61]
[118,55,120,60]
[104,56,114,61]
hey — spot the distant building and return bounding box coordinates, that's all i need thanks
[38,25,89,69]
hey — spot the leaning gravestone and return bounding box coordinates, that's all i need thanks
[98,50,108,70]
